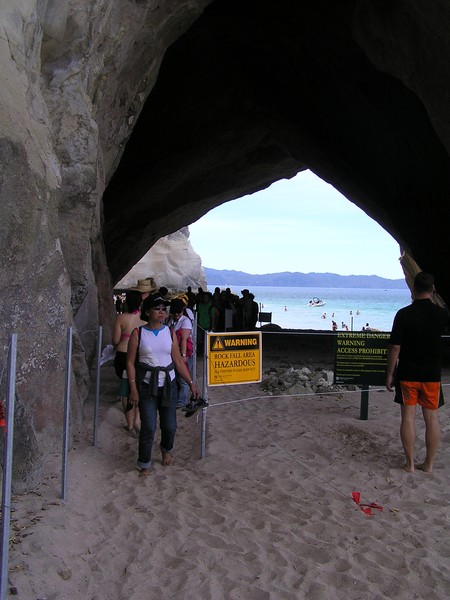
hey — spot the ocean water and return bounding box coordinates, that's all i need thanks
[208,285,411,332]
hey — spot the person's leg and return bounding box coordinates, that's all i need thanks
[176,373,189,408]
[119,378,134,431]
[176,356,193,408]
[132,405,141,433]
[187,354,194,379]
[123,399,133,431]
[137,384,158,475]
[400,404,417,472]
[159,379,178,466]
[419,408,440,473]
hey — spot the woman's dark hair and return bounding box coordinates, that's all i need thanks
[170,299,185,314]
[125,290,142,313]
[140,296,151,320]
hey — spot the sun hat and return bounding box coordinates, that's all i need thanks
[166,292,189,303]
[129,278,157,293]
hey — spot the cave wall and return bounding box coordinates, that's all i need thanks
[1,0,450,485]
[0,0,210,487]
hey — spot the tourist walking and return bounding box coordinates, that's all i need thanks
[126,293,200,476]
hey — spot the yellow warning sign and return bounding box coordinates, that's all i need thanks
[206,331,262,386]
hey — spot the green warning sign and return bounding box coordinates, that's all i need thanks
[207,332,262,386]
[334,332,390,386]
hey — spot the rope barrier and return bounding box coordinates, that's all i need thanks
[210,387,379,408]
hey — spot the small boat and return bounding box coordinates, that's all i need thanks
[307,297,325,307]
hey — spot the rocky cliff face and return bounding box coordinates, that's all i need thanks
[0,0,210,487]
[1,0,450,485]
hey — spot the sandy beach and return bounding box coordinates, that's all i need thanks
[5,333,450,599]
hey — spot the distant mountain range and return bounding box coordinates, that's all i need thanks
[204,267,407,289]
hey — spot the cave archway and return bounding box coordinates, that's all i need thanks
[102,0,450,302]
[188,170,404,281]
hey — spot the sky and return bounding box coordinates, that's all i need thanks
[188,170,404,280]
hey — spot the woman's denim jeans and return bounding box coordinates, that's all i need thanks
[176,355,194,407]
[137,378,177,469]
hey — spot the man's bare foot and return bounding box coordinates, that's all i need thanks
[138,468,150,478]
[416,462,433,473]
[402,463,415,473]
[161,450,173,466]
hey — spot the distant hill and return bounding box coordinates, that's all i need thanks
[203,268,407,289]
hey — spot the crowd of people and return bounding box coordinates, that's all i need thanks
[111,279,261,476]
[114,284,261,334]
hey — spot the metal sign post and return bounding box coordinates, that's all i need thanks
[61,327,72,501]
[200,348,208,459]
[93,326,102,447]
[0,334,18,600]
[360,386,369,420]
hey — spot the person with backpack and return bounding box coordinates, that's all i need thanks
[167,298,195,408]
[126,293,200,477]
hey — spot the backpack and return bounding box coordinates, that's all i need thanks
[174,327,194,357]
[171,314,194,357]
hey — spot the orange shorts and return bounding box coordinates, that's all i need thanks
[396,381,442,410]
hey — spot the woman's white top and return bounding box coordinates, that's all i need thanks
[172,314,193,334]
[139,325,175,386]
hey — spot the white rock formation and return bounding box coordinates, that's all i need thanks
[116,227,207,292]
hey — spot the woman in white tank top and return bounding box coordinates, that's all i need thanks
[126,293,200,477]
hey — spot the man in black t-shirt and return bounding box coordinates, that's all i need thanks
[386,272,449,473]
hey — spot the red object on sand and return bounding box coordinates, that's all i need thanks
[0,399,6,430]
[352,491,383,516]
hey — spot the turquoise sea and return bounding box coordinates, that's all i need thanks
[208,285,411,332]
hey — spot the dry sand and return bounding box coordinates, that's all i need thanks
[5,336,450,599]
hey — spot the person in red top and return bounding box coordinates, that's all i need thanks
[386,272,450,473]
